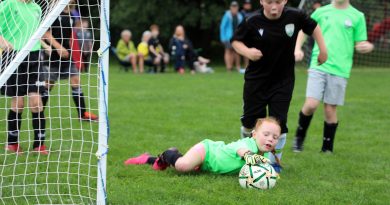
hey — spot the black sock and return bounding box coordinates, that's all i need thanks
[32,112,46,148]
[295,111,313,142]
[41,88,50,108]
[322,122,338,152]
[72,87,86,118]
[7,110,22,145]
[162,150,182,166]
[146,157,157,165]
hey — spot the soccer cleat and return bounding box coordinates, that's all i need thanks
[33,145,49,155]
[81,112,98,122]
[5,144,23,155]
[271,163,283,174]
[124,153,151,165]
[292,136,304,152]
[152,147,178,171]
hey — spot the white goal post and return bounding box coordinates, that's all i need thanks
[0,0,110,204]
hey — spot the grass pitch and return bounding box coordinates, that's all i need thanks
[1,66,389,204]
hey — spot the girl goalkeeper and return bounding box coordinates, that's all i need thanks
[125,117,281,174]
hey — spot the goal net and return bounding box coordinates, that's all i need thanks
[0,0,109,204]
[298,0,390,67]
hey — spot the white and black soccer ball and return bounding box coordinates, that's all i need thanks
[238,163,278,190]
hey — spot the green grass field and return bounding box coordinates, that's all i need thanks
[1,66,390,204]
[108,66,390,205]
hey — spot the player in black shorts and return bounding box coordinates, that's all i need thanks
[0,0,48,154]
[231,0,327,172]
[41,4,98,121]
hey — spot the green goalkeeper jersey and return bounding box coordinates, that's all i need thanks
[310,4,367,78]
[0,0,42,51]
[200,137,270,174]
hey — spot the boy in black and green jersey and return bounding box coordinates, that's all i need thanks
[125,117,281,175]
[0,0,48,154]
[231,0,327,172]
[294,0,374,153]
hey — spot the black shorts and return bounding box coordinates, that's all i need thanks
[241,79,294,133]
[1,51,46,97]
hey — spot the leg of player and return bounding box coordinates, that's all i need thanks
[6,97,24,154]
[293,97,320,152]
[41,81,55,108]
[28,92,48,155]
[322,103,338,153]
[70,75,98,121]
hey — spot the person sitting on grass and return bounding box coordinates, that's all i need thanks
[148,24,169,73]
[116,29,139,73]
[137,30,154,74]
[125,117,281,174]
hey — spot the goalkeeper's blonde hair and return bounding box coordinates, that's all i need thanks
[254,117,281,131]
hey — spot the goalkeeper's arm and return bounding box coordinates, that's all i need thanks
[0,36,13,51]
[237,149,270,165]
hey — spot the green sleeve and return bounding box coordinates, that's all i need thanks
[354,13,367,42]
[116,40,129,60]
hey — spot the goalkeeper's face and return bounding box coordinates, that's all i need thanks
[253,121,281,152]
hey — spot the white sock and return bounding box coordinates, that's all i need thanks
[240,126,252,138]
[269,133,287,164]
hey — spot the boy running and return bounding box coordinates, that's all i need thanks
[125,118,280,174]
[41,3,98,121]
[293,0,373,153]
[0,0,48,154]
[231,0,327,172]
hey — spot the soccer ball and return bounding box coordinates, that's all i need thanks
[238,163,278,190]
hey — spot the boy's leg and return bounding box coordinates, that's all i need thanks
[28,92,46,151]
[321,73,347,152]
[268,100,291,169]
[322,104,338,152]
[293,97,320,152]
[7,97,24,147]
[240,81,267,138]
[294,69,326,152]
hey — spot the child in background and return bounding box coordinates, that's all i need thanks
[74,18,93,72]
[148,24,169,73]
[231,0,327,172]
[293,0,374,153]
[125,118,281,174]
[137,30,153,74]
[116,29,139,73]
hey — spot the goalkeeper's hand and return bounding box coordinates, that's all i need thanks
[243,152,270,165]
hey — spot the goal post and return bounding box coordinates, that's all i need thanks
[97,0,110,203]
[0,0,110,204]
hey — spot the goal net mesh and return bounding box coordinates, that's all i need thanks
[0,0,107,204]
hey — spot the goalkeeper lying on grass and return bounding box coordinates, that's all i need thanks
[125,117,281,174]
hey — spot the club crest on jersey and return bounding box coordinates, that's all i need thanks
[285,24,295,37]
[344,19,352,28]
[258,28,264,36]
